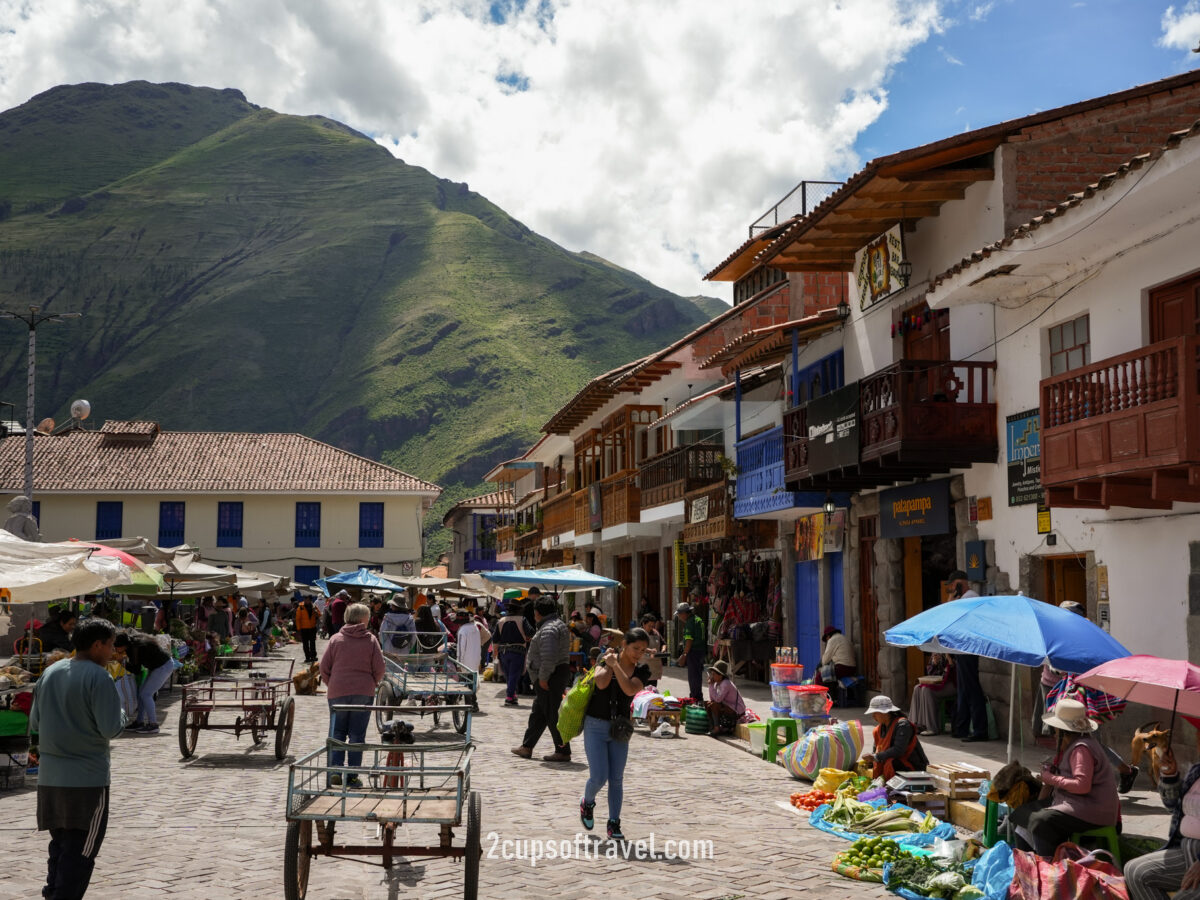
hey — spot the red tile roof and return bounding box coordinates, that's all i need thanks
[442,489,513,526]
[0,424,441,495]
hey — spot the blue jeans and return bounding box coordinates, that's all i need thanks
[500,651,525,700]
[136,660,175,725]
[582,714,629,823]
[327,694,373,768]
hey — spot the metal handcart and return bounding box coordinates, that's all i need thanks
[177,655,296,759]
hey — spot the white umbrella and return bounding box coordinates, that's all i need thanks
[0,529,131,602]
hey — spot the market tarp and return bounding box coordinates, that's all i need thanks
[0,529,132,602]
[382,574,461,589]
[314,567,406,596]
[473,567,619,595]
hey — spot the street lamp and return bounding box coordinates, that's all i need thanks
[0,306,82,500]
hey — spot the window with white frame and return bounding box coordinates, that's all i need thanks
[1048,314,1090,376]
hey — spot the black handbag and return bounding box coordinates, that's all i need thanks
[608,670,634,743]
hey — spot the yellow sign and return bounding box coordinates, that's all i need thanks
[977,497,993,521]
[673,539,688,589]
[1036,503,1052,535]
[855,224,905,309]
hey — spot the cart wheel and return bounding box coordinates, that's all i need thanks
[375,680,400,732]
[249,710,266,745]
[283,819,312,900]
[275,697,296,760]
[463,790,481,900]
[452,705,468,735]
[178,710,199,758]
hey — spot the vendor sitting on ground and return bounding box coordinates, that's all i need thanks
[909,652,957,736]
[861,695,929,781]
[704,659,747,737]
[815,625,856,689]
[1006,697,1119,857]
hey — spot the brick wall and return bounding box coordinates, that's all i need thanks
[1006,81,1200,229]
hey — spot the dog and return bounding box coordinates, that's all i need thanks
[1131,721,1173,788]
[292,661,322,696]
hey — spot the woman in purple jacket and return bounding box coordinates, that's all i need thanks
[319,603,385,787]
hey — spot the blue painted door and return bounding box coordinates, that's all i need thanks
[795,561,821,681]
[828,552,844,633]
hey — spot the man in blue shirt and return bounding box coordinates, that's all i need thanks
[30,618,125,900]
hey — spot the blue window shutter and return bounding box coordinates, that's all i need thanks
[358,502,384,548]
[158,501,185,547]
[217,502,244,548]
[294,565,319,586]
[295,502,321,548]
[96,501,123,540]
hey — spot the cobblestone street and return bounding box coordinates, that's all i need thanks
[0,643,1172,899]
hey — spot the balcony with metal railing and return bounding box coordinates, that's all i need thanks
[1041,335,1200,508]
[749,180,843,238]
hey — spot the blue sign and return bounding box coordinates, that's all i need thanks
[1006,409,1041,506]
[880,479,951,539]
[965,540,986,581]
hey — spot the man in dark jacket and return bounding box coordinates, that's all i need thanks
[512,595,572,762]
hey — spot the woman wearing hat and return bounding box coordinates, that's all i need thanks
[861,696,929,780]
[704,660,747,737]
[1006,696,1119,857]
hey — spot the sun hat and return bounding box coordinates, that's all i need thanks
[707,660,732,678]
[676,602,692,615]
[865,695,901,716]
[1042,696,1099,733]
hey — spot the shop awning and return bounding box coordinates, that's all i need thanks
[0,529,132,603]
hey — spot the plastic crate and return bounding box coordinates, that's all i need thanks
[769,663,805,684]
[788,684,830,716]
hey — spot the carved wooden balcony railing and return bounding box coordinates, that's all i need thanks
[639,442,724,508]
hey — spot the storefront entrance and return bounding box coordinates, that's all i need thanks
[1043,554,1087,608]
[614,555,632,628]
[641,550,661,617]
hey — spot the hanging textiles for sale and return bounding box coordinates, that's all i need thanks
[1046,675,1126,722]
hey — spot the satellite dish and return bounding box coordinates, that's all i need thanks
[37,417,56,434]
[71,399,91,420]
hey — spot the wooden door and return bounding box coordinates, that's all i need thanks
[1150,273,1200,341]
[641,551,661,617]
[903,301,950,361]
[615,555,633,628]
[903,537,924,686]
[858,517,880,689]
[1044,554,1087,610]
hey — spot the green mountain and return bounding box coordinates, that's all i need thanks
[0,81,726,558]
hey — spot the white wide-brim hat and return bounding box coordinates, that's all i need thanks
[1042,696,1099,733]
[865,695,901,716]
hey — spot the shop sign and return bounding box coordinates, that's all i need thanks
[1036,502,1052,535]
[1006,409,1041,506]
[977,497,993,521]
[588,482,603,531]
[673,539,688,589]
[806,383,860,475]
[823,509,846,553]
[562,548,574,565]
[795,514,825,562]
[689,494,709,524]
[879,479,951,539]
[854,224,905,310]
[968,496,978,524]
[965,540,986,581]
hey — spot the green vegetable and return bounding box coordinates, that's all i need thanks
[955,887,985,900]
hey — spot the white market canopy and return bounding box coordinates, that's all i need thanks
[383,574,461,589]
[0,529,132,603]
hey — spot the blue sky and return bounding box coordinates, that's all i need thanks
[856,0,1200,165]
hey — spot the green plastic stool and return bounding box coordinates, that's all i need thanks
[763,717,799,763]
[1070,825,1121,865]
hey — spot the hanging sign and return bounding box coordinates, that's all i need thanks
[823,510,846,553]
[1007,409,1041,506]
[854,224,905,310]
[806,383,860,474]
[965,540,986,581]
[794,514,825,562]
[689,494,709,524]
[976,497,993,521]
[673,539,688,589]
[1036,502,1052,535]
[880,479,951,539]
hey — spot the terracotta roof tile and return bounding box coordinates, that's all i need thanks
[0,425,441,495]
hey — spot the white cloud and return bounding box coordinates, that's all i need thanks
[969,2,995,21]
[939,45,965,64]
[1161,1,1200,51]
[0,0,944,298]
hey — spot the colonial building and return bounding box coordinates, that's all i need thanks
[442,489,513,577]
[0,420,442,586]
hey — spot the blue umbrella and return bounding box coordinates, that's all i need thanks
[885,594,1130,759]
[315,567,406,596]
[478,567,619,592]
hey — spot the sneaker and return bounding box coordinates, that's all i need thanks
[511,746,532,759]
[125,721,145,731]
[329,773,343,786]
[346,775,363,789]
[137,723,160,734]
[1118,765,1139,794]
[606,819,624,841]
[504,699,519,707]
[580,799,595,831]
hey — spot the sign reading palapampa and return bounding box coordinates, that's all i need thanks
[854,224,905,310]
[879,479,951,539]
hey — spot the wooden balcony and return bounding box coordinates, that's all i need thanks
[601,473,640,528]
[639,443,725,508]
[495,525,515,554]
[541,491,574,538]
[1041,336,1200,509]
[515,527,542,555]
[683,482,732,543]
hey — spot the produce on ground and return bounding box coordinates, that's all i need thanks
[837,835,914,870]
[790,789,836,811]
[886,855,981,899]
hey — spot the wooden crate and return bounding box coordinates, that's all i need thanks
[895,790,948,820]
[928,762,990,799]
[949,799,988,832]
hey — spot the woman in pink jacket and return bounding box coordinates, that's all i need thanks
[319,603,385,787]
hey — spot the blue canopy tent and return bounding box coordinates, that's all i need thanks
[314,567,406,597]
[885,594,1130,760]
[476,567,619,593]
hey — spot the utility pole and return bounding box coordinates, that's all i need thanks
[0,306,82,500]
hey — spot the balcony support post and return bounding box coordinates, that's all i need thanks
[735,369,742,442]
[792,328,800,409]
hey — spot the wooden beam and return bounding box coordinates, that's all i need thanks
[838,204,942,219]
[815,223,885,235]
[893,167,994,184]
[783,236,862,249]
[1152,469,1200,503]
[1073,482,1103,503]
[1046,486,1106,509]
[858,187,966,203]
[1100,477,1173,510]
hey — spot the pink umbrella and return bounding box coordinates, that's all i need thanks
[1076,655,1200,731]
